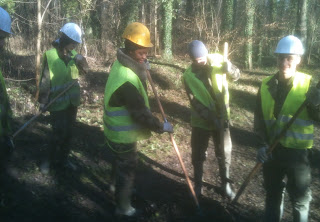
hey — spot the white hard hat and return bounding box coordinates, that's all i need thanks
[60,23,82,43]
[0,7,12,34]
[274,35,304,55]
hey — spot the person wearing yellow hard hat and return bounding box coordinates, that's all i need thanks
[255,35,320,222]
[103,22,173,217]
[38,23,88,174]
[0,7,14,172]
[182,40,240,200]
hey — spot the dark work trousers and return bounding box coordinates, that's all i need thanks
[107,139,138,210]
[49,105,77,167]
[191,126,232,184]
[0,138,11,173]
[263,147,312,222]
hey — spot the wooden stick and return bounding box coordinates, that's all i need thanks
[146,70,200,208]
[13,80,78,138]
[232,88,313,204]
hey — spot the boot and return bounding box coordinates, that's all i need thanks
[193,162,204,198]
[221,165,235,200]
[115,187,136,216]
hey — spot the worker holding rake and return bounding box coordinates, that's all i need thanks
[183,40,240,200]
[103,22,173,217]
[38,23,88,174]
[254,35,320,222]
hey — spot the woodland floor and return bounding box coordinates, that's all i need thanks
[1,54,320,222]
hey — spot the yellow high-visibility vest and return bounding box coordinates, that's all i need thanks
[45,48,80,111]
[261,72,313,149]
[103,60,151,144]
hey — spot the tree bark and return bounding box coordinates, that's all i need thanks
[162,0,173,59]
[244,0,255,70]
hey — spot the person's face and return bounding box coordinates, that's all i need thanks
[277,54,301,80]
[193,56,207,66]
[0,31,9,51]
[129,48,149,64]
[64,42,78,52]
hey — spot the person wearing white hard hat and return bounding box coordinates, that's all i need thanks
[0,7,14,171]
[254,35,320,222]
[38,22,88,174]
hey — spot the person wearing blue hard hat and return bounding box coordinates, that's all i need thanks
[183,40,240,200]
[38,22,88,174]
[0,7,14,171]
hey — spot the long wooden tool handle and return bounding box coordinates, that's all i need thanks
[13,80,78,138]
[146,70,199,208]
[224,42,228,62]
[232,97,309,204]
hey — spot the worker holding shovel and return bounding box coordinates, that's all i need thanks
[254,35,320,222]
[0,7,14,170]
[103,22,173,217]
[38,23,88,174]
[183,40,240,200]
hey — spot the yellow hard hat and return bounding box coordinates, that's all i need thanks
[122,22,153,47]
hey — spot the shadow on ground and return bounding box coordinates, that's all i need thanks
[0,115,258,222]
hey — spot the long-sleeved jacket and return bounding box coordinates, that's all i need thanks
[104,48,162,142]
[254,72,320,147]
[38,44,87,110]
[184,53,240,130]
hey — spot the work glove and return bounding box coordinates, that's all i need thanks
[221,60,232,73]
[256,145,271,163]
[5,136,14,150]
[162,122,174,133]
[74,54,89,74]
[306,86,320,107]
[39,103,46,112]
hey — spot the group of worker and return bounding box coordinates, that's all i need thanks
[1,6,320,222]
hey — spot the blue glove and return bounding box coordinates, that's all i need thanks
[39,103,46,112]
[5,136,14,150]
[163,122,173,133]
[256,146,271,163]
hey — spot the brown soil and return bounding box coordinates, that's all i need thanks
[1,54,320,222]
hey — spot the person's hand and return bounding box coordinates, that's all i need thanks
[306,86,320,107]
[74,54,89,74]
[162,122,173,133]
[39,103,46,112]
[256,145,271,163]
[5,135,14,150]
[221,60,232,73]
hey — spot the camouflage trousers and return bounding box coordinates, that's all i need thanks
[191,126,232,181]
[107,140,138,208]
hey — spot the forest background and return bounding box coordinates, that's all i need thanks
[1,0,320,221]
[0,0,317,72]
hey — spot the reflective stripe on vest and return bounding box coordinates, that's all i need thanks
[261,72,313,149]
[45,48,80,111]
[183,66,217,130]
[103,60,151,144]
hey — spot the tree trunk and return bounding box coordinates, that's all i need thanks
[244,0,255,70]
[162,0,173,59]
[296,0,308,47]
[35,0,42,100]
[222,0,234,32]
